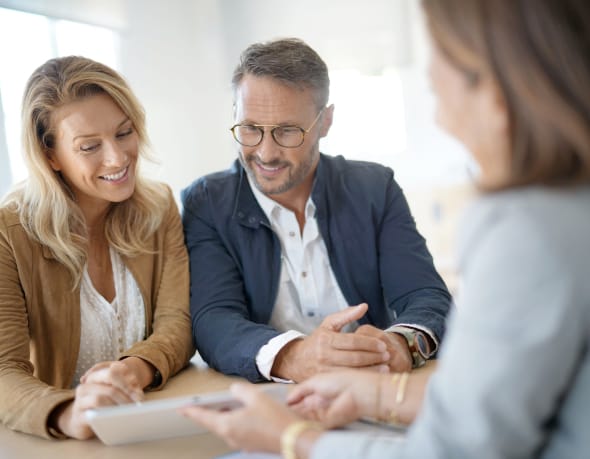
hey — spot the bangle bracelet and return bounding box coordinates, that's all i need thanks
[390,372,409,426]
[396,372,409,405]
[281,421,322,459]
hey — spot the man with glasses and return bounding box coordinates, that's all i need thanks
[181,38,452,383]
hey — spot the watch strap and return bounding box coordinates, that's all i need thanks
[391,326,429,368]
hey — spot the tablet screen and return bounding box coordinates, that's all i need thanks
[86,385,288,445]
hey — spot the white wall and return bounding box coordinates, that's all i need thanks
[0,0,471,197]
[0,0,474,289]
[0,90,10,197]
[118,0,235,196]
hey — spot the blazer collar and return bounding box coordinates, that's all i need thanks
[232,154,329,229]
[232,163,270,229]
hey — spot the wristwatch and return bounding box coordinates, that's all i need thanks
[390,326,431,368]
[149,368,162,389]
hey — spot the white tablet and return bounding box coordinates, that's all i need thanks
[85,384,288,445]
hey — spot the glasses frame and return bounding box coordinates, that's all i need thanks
[230,108,325,148]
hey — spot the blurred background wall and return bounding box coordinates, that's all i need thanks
[0,0,476,292]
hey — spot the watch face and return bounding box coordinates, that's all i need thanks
[415,333,429,357]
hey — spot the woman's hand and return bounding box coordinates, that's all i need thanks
[289,366,432,427]
[179,383,300,453]
[82,357,154,390]
[287,370,384,428]
[51,360,146,439]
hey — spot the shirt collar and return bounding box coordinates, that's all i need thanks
[247,173,316,224]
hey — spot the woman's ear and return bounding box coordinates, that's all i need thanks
[482,79,509,136]
[45,150,61,172]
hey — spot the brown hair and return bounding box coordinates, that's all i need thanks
[423,0,590,188]
[231,38,330,110]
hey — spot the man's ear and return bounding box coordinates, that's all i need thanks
[45,150,61,172]
[319,104,334,138]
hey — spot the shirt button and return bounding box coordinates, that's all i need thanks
[289,231,295,237]
[307,311,315,317]
[301,271,307,278]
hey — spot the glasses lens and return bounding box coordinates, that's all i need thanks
[272,126,304,148]
[233,125,262,146]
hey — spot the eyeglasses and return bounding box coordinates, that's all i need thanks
[230,108,325,148]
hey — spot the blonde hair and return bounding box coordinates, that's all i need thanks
[2,56,169,287]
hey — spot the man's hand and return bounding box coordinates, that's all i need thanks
[271,304,391,382]
[354,325,412,372]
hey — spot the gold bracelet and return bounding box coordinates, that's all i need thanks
[396,371,409,404]
[385,373,401,422]
[281,421,322,459]
[390,372,409,426]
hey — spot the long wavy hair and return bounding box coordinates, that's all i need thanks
[422,0,590,189]
[2,56,169,287]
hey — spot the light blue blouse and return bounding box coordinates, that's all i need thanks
[312,186,590,459]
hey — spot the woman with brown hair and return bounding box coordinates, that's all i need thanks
[0,56,193,440]
[181,0,590,457]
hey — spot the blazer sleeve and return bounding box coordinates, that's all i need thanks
[182,182,281,382]
[0,214,74,439]
[379,175,452,344]
[120,189,194,388]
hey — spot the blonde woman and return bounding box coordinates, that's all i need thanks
[0,56,193,440]
[181,0,590,458]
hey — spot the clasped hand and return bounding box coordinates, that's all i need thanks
[272,303,412,381]
[52,358,147,439]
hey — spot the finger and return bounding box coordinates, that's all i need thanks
[354,328,412,370]
[287,384,319,406]
[229,382,265,407]
[76,383,137,409]
[291,397,331,422]
[320,349,390,368]
[86,362,139,389]
[358,364,390,373]
[354,324,383,338]
[320,303,368,332]
[80,361,112,383]
[328,332,387,353]
[83,365,144,403]
[287,372,350,405]
[179,404,227,430]
[321,394,359,428]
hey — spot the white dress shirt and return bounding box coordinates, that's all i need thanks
[249,178,352,380]
[249,177,438,380]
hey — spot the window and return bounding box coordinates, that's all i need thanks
[0,7,118,190]
[322,68,407,166]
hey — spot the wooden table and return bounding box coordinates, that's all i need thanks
[0,358,436,459]
[0,357,241,459]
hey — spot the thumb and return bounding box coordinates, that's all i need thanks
[320,303,368,332]
[229,382,263,406]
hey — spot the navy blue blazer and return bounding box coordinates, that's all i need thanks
[181,154,452,382]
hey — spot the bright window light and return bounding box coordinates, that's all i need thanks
[0,7,118,185]
[54,20,119,70]
[321,68,407,166]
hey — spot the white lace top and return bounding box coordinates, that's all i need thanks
[72,247,146,387]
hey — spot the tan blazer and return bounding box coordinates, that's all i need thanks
[0,187,194,438]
